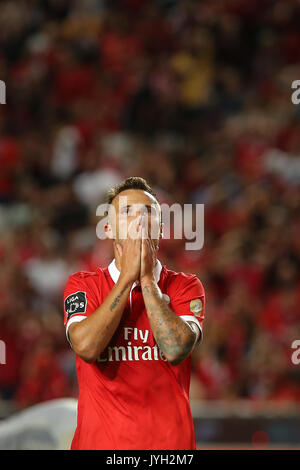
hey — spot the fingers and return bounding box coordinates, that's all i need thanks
[141,217,158,254]
[115,242,123,257]
[141,215,152,240]
[141,220,157,261]
[128,215,142,240]
[141,219,147,240]
[126,215,158,248]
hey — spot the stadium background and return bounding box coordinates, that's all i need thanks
[0,0,299,449]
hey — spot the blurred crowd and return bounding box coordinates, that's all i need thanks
[0,0,300,414]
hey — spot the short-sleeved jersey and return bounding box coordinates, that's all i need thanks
[63,259,205,450]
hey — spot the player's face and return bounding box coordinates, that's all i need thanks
[107,189,162,247]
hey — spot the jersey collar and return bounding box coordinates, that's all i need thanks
[108,258,162,287]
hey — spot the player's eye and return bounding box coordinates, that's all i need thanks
[120,206,130,214]
[119,205,153,217]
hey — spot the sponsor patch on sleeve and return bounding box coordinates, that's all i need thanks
[190,298,203,317]
[64,291,87,320]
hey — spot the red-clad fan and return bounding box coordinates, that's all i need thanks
[63,177,205,450]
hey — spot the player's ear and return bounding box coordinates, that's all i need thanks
[105,222,114,239]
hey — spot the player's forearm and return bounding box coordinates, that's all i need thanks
[68,276,133,363]
[141,278,196,365]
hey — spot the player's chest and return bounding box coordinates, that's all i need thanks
[114,288,155,347]
[97,289,168,364]
[96,279,171,350]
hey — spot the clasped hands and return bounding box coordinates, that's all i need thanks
[115,215,159,285]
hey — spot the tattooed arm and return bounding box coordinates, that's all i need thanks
[140,222,199,366]
[68,277,133,363]
[141,279,199,365]
[68,228,142,363]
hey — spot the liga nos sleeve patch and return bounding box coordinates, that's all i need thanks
[65,291,87,320]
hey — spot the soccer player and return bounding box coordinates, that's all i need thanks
[63,177,205,450]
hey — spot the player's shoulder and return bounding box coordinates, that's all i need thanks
[68,270,99,281]
[162,265,204,289]
[65,269,103,289]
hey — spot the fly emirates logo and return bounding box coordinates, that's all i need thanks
[97,327,167,363]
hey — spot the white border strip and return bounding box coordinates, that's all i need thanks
[66,315,87,346]
[180,315,203,343]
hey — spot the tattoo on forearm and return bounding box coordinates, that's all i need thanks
[109,284,129,312]
[142,285,151,294]
[142,283,196,363]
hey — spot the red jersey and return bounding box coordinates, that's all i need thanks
[63,259,205,450]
